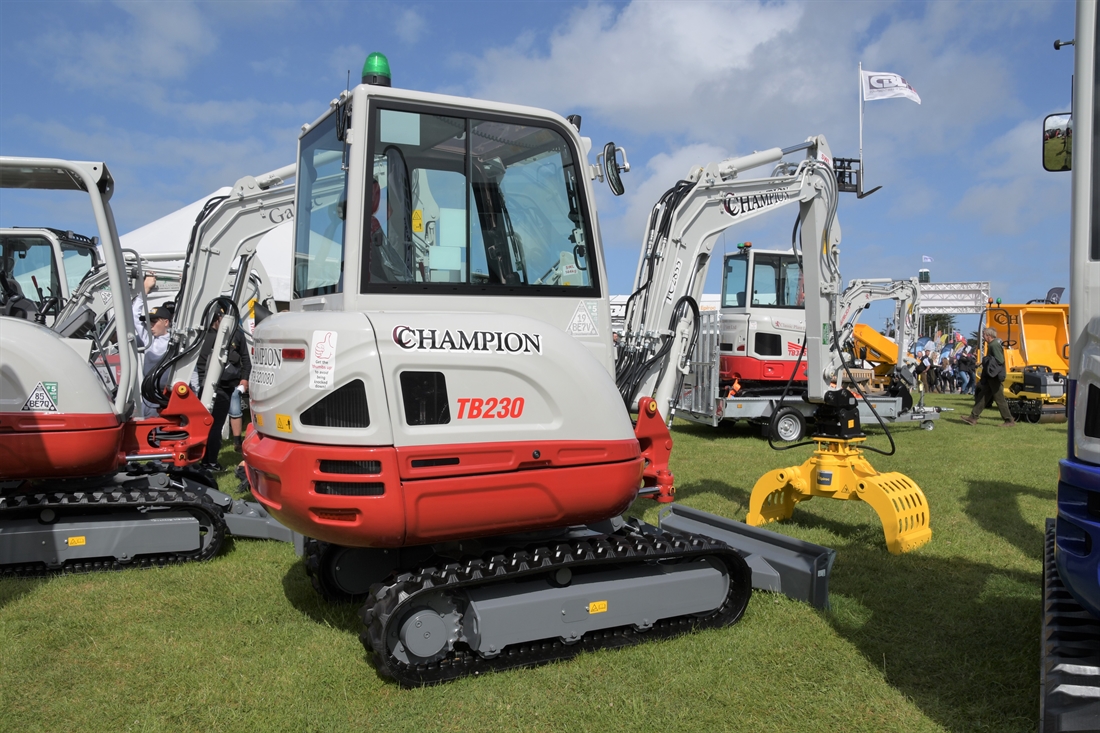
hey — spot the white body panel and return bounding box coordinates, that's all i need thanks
[0,318,113,415]
[1071,0,1100,465]
[250,310,634,447]
[249,310,393,447]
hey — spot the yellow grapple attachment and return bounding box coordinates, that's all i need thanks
[746,437,931,554]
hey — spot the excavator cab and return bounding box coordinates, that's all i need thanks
[718,246,808,391]
[250,85,638,549]
[0,229,98,322]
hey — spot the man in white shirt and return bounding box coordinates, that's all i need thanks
[140,305,173,417]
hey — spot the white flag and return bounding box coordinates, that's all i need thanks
[862,70,921,104]
[922,255,934,262]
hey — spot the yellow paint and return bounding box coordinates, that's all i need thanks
[276,414,292,433]
[67,536,86,547]
[588,600,608,614]
[412,209,424,233]
[747,436,932,554]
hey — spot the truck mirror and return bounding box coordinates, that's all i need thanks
[601,142,630,196]
[1043,113,1072,172]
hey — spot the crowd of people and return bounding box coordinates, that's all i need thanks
[913,344,978,395]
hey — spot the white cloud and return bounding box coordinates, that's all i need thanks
[46,1,216,89]
[466,1,1049,178]
[469,1,803,133]
[5,116,296,228]
[952,115,1070,235]
[330,44,368,83]
[395,8,426,44]
[607,142,728,250]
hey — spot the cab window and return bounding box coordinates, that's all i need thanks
[722,255,748,307]
[1,236,59,305]
[362,105,598,296]
[294,111,348,299]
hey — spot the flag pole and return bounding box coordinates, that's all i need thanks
[858,62,864,196]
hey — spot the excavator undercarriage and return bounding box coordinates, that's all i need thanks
[359,519,751,686]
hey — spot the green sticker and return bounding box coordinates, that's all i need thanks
[822,323,830,342]
[43,382,58,404]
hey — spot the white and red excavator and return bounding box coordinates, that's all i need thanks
[236,53,933,686]
[669,239,934,440]
[0,157,294,574]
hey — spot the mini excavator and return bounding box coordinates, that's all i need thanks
[0,157,293,574]
[241,54,931,685]
[616,146,931,555]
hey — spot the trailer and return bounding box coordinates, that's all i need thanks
[675,310,941,441]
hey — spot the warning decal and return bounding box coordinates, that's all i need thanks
[309,330,338,390]
[567,301,599,337]
[412,209,424,233]
[22,381,58,412]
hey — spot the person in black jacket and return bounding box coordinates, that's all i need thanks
[195,312,251,469]
[957,348,977,395]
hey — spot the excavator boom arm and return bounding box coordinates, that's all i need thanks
[618,136,843,418]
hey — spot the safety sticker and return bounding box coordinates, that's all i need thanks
[567,301,599,337]
[309,330,338,390]
[412,209,424,233]
[21,382,58,412]
[66,536,86,547]
[276,414,292,433]
[588,600,608,614]
[255,413,265,427]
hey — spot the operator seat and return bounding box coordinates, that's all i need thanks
[0,256,37,320]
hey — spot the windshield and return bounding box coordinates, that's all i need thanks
[294,111,348,299]
[362,105,596,295]
[60,243,96,292]
[722,254,748,307]
[751,253,803,308]
[1,235,59,304]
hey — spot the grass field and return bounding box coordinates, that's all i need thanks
[0,393,1059,732]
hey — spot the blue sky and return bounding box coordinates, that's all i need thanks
[0,0,1078,324]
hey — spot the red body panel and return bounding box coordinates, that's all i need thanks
[0,382,212,481]
[0,412,123,479]
[244,429,645,547]
[120,383,213,466]
[720,354,807,383]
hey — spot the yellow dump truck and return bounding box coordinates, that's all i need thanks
[984,300,1069,422]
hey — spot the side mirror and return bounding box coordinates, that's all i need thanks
[1043,113,1072,172]
[598,142,631,196]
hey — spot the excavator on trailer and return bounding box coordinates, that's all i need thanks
[615,145,930,555]
[242,56,864,686]
[0,157,294,575]
[673,245,936,440]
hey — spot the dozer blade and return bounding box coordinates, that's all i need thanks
[658,504,835,609]
[746,438,932,555]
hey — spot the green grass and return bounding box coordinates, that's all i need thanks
[1,394,1058,732]
[1044,136,1072,171]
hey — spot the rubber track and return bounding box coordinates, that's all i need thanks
[1040,518,1100,732]
[360,521,752,686]
[0,488,227,578]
